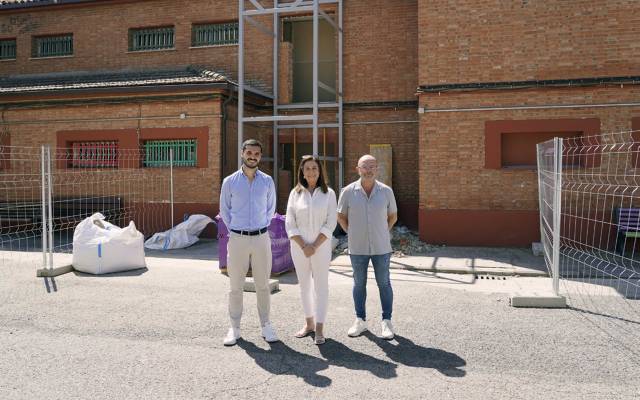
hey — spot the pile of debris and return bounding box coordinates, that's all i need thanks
[332,226,439,258]
[332,236,349,257]
[390,226,439,257]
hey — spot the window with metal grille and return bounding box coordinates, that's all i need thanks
[70,141,118,168]
[32,34,73,58]
[143,140,197,167]
[129,26,175,51]
[0,39,16,60]
[192,22,238,47]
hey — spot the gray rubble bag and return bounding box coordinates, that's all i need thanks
[144,214,213,250]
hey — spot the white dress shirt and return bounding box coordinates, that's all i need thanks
[285,186,337,244]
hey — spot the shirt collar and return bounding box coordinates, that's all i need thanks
[355,178,379,194]
[239,166,262,180]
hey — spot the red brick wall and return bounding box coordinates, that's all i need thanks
[343,108,418,228]
[0,0,274,89]
[1,97,223,234]
[418,0,640,85]
[343,0,418,102]
[418,86,640,245]
[225,105,420,228]
[417,0,640,245]
[1,0,422,229]
[1,0,419,104]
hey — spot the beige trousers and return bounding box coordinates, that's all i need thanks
[227,232,272,328]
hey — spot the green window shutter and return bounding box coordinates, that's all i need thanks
[0,39,16,60]
[129,27,175,51]
[32,34,73,58]
[143,140,197,167]
[192,22,239,47]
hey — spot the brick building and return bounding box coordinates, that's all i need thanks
[0,0,638,246]
[417,1,640,246]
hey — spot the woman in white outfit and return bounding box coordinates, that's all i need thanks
[285,155,337,345]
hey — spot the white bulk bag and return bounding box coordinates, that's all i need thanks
[72,213,146,274]
[144,214,213,250]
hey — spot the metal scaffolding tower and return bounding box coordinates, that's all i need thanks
[237,0,344,190]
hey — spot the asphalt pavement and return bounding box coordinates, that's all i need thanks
[1,241,639,400]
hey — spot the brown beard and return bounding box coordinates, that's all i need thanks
[242,159,258,169]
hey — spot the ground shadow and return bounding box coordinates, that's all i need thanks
[43,276,57,293]
[364,332,466,377]
[144,239,218,261]
[317,338,398,379]
[73,267,149,277]
[329,267,473,285]
[275,270,299,285]
[237,339,331,387]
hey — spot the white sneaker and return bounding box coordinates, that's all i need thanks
[347,318,368,337]
[261,322,279,343]
[381,319,395,340]
[223,327,241,346]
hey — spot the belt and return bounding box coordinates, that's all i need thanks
[230,227,268,236]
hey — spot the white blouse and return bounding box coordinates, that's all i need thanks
[285,186,338,244]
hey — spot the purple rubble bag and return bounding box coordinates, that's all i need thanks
[269,213,294,274]
[215,215,229,269]
[215,213,294,274]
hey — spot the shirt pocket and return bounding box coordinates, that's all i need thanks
[312,192,329,227]
[294,196,311,227]
[253,180,269,199]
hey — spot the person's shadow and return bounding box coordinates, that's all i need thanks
[364,332,466,377]
[237,339,331,387]
[318,338,398,379]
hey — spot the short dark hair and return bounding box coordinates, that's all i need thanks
[295,155,329,194]
[242,139,263,152]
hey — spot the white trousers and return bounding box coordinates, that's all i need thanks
[291,240,331,323]
[227,232,272,328]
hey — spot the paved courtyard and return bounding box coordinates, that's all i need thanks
[1,243,639,399]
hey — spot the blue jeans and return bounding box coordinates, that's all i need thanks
[350,253,393,321]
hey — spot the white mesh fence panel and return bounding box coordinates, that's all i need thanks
[537,139,556,281]
[0,146,45,301]
[538,131,640,326]
[1,145,172,299]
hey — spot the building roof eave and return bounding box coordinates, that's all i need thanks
[418,76,640,94]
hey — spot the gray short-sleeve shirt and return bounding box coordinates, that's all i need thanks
[337,179,397,255]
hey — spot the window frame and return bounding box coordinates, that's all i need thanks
[31,33,73,58]
[57,129,138,170]
[484,118,601,170]
[69,141,119,169]
[0,38,17,61]
[56,128,208,169]
[140,128,208,168]
[143,139,198,168]
[128,26,175,52]
[191,21,239,47]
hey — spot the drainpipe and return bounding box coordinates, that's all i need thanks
[221,83,235,183]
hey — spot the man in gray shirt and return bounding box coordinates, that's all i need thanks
[337,154,398,340]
